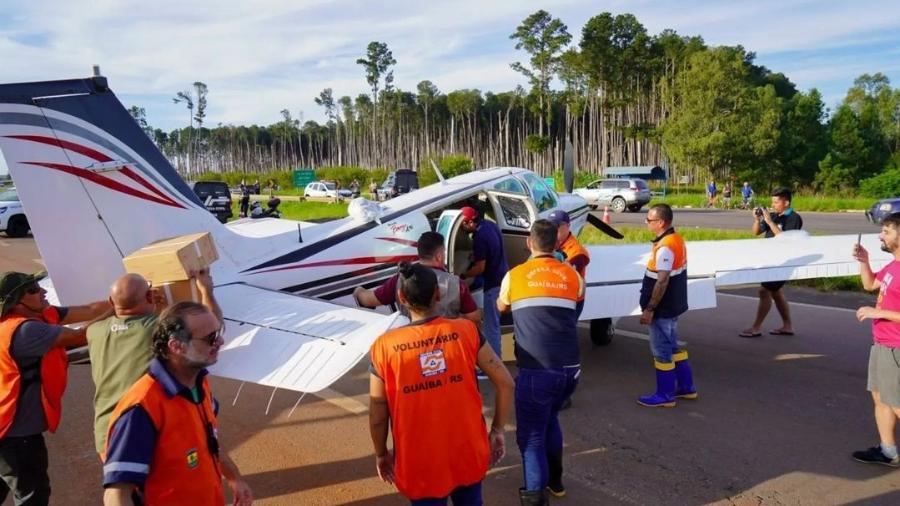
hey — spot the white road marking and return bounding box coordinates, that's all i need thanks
[717,292,859,313]
[774,353,826,361]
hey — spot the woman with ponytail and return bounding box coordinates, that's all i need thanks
[368,262,514,504]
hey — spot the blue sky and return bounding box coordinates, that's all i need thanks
[1,0,900,133]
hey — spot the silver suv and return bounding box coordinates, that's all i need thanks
[574,178,652,212]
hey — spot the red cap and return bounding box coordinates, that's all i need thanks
[460,206,478,220]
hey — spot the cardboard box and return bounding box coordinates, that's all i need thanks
[155,280,200,311]
[122,232,219,284]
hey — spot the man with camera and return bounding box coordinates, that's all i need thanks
[739,187,803,338]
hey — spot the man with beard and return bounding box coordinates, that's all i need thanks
[101,302,252,505]
[852,213,900,467]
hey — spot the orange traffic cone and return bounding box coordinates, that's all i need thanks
[602,206,611,224]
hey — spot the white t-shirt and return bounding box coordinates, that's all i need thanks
[655,245,674,272]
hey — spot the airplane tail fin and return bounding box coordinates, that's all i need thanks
[0,75,239,303]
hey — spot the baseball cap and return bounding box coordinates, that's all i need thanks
[460,207,478,220]
[548,209,570,225]
[0,271,46,317]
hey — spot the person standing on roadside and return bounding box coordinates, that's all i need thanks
[851,213,900,467]
[638,204,696,408]
[459,206,508,362]
[87,270,220,456]
[497,219,583,504]
[239,180,252,218]
[706,180,717,208]
[369,262,513,505]
[741,182,754,209]
[102,302,252,506]
[0,271,112,505]
[739,187,803,338]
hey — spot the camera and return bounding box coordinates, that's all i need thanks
[754,206,765,217]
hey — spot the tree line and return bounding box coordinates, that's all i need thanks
[134,10,900,195]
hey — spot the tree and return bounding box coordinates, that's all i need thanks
[510,10,571,137]
[417,80,440,153]
[356,41,396,109]
[172,89,195,172]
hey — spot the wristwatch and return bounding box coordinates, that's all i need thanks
[645,304,656,312]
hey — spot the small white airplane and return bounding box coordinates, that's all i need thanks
[0,73,890,394]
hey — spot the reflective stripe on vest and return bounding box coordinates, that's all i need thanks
[105,374,223,506]
[399,267,461,319]
[0,307,68,438]
[508,257,581,369]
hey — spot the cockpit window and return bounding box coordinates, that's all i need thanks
[521,172,558,213]
[493,178,527,195]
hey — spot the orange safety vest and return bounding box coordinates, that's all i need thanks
[559,233,590,279]
[641,229,689,318]
[507,256,582,369]
[105,373,223,506]
[0,307,68,438]
[369,317,489,500]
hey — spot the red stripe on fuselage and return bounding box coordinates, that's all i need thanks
[6,135,181,207]
[254,254,419,274]
[22,161,185,209]
[375,237,418,247]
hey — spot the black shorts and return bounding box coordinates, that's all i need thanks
[761,281,786,292]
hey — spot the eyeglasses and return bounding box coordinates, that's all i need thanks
[645,218,662,223]
[192,327,224,346]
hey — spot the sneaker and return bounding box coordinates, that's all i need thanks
[852,446,900,467]
[546,484,566,498]
[476,371,489,381]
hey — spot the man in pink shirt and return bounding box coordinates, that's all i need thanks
[853,213,900,467]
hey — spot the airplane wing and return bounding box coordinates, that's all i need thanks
[210,283,398,393]
[580,232,887,320]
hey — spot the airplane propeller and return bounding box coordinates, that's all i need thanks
[586,213,624,240]
[563,139,575,194]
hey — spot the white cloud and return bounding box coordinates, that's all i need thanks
[1,0,899,130]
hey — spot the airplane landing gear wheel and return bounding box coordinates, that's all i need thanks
[590,318,614,346]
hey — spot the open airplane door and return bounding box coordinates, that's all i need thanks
[486,190,537,269]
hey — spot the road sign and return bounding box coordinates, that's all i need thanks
[293,169,315,188]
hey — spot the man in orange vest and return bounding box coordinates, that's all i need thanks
[548,209,590,319]
[102,301,252,506]
[638,204,697,407]
[0,270,112,505]
[369,262,514,504]
[497,219,583,504]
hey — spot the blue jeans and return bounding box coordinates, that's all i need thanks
[409,481,482,505]
[649,316,680,362]
[482,286,501,356]
[515,367,580,492]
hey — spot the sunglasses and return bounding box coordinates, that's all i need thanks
[191,327,224,346]
[645,218,662,223]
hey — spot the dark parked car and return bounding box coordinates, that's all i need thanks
[866,198,900,225]
[192,181,233,223]
[376,169,419,200]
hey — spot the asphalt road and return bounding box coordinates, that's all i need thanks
[3,236,900,505]
[598,208,877,235]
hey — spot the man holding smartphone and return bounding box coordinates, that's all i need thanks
[739,187,803,338]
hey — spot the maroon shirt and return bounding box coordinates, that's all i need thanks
[374,267,478,315]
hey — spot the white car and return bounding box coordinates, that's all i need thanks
[304,181,351,200]
[0,187,29,237]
